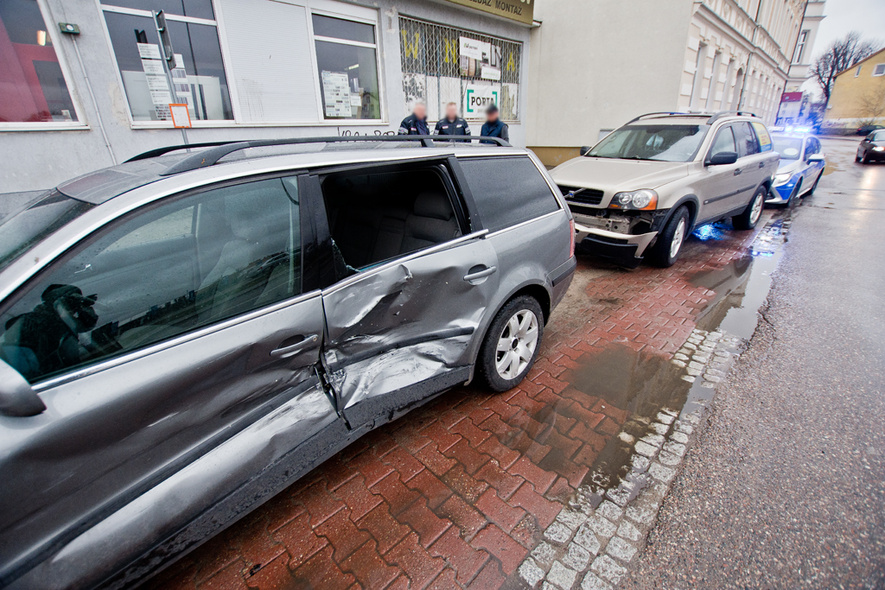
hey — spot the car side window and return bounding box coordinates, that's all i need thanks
[457,156,560,233]
[734,122,760,157]
[709,125,737,157]
[320,163,462,272]
[0,177,302,383]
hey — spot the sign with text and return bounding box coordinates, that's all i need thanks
[464,84,499,117]
[443,0,533,25]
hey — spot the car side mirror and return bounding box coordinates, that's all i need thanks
[0,358,45,417]
[579,146,592,156]
[807,153,824,163]
[707,151,738,166]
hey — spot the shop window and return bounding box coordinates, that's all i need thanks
[312,14,380,120]
[398,16,522,123]
[101,3,233,123]
[0,0,79,124]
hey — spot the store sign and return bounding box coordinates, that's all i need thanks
[464,84,499,117]
[443,0,533,25]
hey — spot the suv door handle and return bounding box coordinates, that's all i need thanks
[271,334,319,358]
[758,161,765,168]
[464,265,497,282]
[733,168,742,175]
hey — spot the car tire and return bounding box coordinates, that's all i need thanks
[477,295,544,392]
[648,206,689,268]
[856,153,863,163]
[733,186,766,230]
[807,170,822,195]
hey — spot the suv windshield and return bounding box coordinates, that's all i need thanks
[588,124,709,162]
[771,137,803,160]
[0,191,94,273]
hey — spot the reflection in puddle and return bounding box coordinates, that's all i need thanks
[565,215,791,501]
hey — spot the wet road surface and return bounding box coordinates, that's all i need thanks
[623,138,885,589]
[151,151,811,590]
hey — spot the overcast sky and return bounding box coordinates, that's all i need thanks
[811,0,885,59]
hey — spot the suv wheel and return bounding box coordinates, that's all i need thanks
[648,206,689,267]
[733,186,765,230]
[478,296,543,392]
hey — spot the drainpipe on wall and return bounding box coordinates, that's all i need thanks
[70,33,117,165]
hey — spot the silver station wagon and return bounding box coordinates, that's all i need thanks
[0,137,575,589]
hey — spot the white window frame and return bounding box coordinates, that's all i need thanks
[97,0,385,128]
[0,0,89,132]
[873,63,885,77]
[306,2,386,124]
[97,1,239,129]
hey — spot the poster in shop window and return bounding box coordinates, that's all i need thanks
[321,71,352,117]
[463,83,499,118]
[459,37,501,81]
[137,42,172,120]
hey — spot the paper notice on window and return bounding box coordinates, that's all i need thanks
[137,43,162,60]
[321,71,352,118]
[459,37,485,60]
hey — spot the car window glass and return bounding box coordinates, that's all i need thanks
[709,126,737,156]
[0,177,301,383]
[458,156,561,233]
[320,164,461,272]
[734,122,759,157]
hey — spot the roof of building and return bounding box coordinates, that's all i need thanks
[835,46,885,77]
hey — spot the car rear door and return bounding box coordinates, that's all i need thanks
[0,175,336,584]
[313,159,499,428]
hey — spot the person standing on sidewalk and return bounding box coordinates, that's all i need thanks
[480,104,509,144]
[397,102,429,135]
[434,102,471,137]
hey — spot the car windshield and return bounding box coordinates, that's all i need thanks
[588,124,709,162]
[0,191,94,273]
[872,131,885,141]
[771,137,803,160]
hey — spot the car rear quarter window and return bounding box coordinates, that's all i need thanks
[458,156,560,233]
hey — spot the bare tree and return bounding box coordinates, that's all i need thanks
[857,88,885,124]
[810,31,880,107]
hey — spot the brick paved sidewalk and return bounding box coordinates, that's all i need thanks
[150,221,761,590]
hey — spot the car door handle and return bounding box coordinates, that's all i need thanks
[758,162,765,168]
[733,168,742,175]
[270,334,319,358]
[463,265,497,282]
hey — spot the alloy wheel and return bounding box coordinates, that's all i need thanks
[495,309,540,380]
[750,193,763,225]
[670,217,686,259]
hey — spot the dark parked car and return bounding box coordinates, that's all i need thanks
[856,124,883,136]
[0,137,575,589]
[856,129,885,163]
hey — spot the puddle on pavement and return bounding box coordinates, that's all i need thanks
[562,213,792,502]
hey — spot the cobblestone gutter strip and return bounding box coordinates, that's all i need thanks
[515,329,740,590]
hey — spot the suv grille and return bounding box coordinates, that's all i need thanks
[560,186,605,206]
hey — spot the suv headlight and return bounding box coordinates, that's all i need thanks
[612,189,658,210]
[774,172,792,185]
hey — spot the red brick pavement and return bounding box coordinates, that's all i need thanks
[149,223,761,590]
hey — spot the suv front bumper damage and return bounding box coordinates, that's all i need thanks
[574,223,657,269]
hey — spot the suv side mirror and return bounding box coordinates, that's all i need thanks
[807,153,824,163]
[707,151,738,166]
[0,358,45,417]
[579,146,592,156]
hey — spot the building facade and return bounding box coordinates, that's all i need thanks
[526,0,805,166]
[775,0,825,126]
[823,47,885,131]
[0,0,534,192]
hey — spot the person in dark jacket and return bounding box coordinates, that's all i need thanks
[480,104,509,144]
[434,102,470,137]
[398,102,429,135]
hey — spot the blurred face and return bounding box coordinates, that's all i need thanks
[414,103,426,119]
[445,104,458,120]
[486,110,499,123]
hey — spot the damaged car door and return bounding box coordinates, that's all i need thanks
[315,160,499,427]
[0,175,335,585]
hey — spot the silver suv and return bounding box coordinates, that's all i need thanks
[551,112,779,267]
[0,136,575,589]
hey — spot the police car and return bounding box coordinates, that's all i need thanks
[767,128,826,205]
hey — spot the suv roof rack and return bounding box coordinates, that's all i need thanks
[125,135,511,176]
[706,110,758,124]
[625,111,700,124]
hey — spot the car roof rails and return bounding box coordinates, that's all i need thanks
[125,135,511,176]
[625,111,703,124]
[706,110,758,124]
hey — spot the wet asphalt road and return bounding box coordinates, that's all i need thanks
[622,138,885,589]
